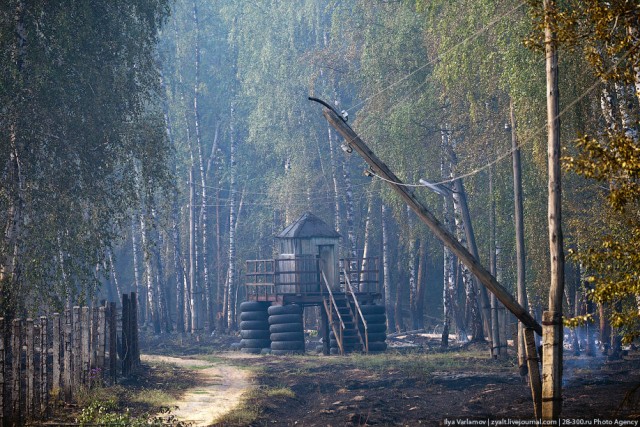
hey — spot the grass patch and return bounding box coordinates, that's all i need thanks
[264,386,295,399]
[131,389,174,407]
[213,386,295,426]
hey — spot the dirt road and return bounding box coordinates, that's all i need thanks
[141,354,252,426]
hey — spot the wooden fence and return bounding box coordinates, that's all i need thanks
[0,292,140,426]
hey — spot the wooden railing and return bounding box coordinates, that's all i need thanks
[246,257,322,298]
[343,269,369,353]
[321,271,345,355]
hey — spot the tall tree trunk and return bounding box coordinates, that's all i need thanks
[172,205,186,333]
[215,182,225,330]
[192,0,212,332]
[342,156,357,260]
[1,0,27,319]
[188,162,197,333]
[489,168,501,358]
[414,238,427,330]
[140,206,160,334]
[151,209,171,333]
[359,196,373,292]
[395,249,405,333]
[131,219,145,321]
[227,105,238,330]
[107,250,123,303]
[452,185,479,343]
[510,98,529,376]
[381,204,395,331]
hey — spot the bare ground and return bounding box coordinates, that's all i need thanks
[141,354,252,426]
[211,341,640,426]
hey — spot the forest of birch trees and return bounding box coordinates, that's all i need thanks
[2,0,640,350]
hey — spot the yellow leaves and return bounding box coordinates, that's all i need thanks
[564,314,594,328]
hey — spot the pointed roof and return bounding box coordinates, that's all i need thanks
[277,212,341,239]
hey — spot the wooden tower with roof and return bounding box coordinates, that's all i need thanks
[243,212,386,355]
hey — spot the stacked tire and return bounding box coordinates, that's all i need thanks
[359,304,387,353]
[268,304,305,355]
[239,301,271,354]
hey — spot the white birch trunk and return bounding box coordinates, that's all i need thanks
[381,204,394,331]
[227,105,238,330]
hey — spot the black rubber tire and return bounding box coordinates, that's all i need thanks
[269,322,303,334]
[241,347,261,354]
[368,342,387,352]
[240,311,269,322]
[365,332,387,342]
[359,323,386,334]
[240,320,270,331]
[268,314,302,325]
[330,347,340,355]
[260,348,272,355]
[241,329,271,340]
[240,301,269,312]
[360,305,385,315]
[270,332,304,342]
[241,338,271,349]
[363,314,386,324]
[271,349,304,356]
[268,304,302,316]
[271,341,305,351]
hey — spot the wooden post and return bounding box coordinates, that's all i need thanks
[63,309,72,400]
[0,318,4,427]
[52,313,61,396]
[321,107,543,335]
[97,307,106,383]
[543,0,564,419]
[25,319,34,420]
[11,319,21,424]
[122,294,130,376]
[73,306,81,391]
[81,307,90,386]
[524,327,542,419]
[40,317,48,417]
[542,311,563,419]
[91,306,98,371]
[108,302,117,384]
[130,292,139,368]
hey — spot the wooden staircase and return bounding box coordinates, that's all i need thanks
[321,271,369,355]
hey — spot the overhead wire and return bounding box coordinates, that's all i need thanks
[357,43,637,188]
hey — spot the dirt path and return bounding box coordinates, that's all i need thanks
[141,354,252,426]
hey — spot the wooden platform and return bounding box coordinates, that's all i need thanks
[247,291,382,307]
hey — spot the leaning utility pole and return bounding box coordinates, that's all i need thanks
[313,100,542,336]
[542,0,565,420]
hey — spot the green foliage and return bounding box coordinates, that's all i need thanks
[76,400,186,427]
[0,0,171,314]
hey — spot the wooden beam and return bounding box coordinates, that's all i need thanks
[321,107,542,335]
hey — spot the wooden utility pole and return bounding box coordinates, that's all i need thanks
[320,106,542,335]
[542,0,565,419]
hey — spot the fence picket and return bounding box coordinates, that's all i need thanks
[40,316,48,417]
[0,300,135,423]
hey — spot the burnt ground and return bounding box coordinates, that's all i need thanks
[213,338,640,427]
[49,332,640,426]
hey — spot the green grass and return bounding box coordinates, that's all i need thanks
[131,389,174,407]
